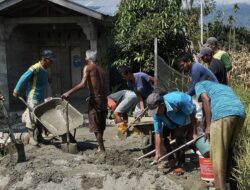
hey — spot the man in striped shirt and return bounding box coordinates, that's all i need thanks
[13,50,55,146]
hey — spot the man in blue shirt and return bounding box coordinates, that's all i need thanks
[120,66,155,116]
[13,50,55,146]
[176,52,218,96]
[146,91,197,175]
[195,80,245,190]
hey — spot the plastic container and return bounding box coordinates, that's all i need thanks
[197,151,214,182]
[195,136,210,158]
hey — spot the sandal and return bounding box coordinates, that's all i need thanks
[171,167,185,176]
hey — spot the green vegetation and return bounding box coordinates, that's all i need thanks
[114,0,189,70]
[111,2,250,188]
[232,83,250,190]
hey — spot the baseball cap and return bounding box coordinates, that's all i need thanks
[205,37,218,46]
[41,50,55,62]
[197,47,213,58]
[146,92,173,116]
[86,50,97,61]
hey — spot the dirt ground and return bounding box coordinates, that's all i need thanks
[0,122,209,190]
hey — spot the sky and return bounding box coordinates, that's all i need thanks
[215,0,250,4]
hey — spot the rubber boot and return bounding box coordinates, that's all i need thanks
[117,122,127,134]
[28,129,39,146]
[132,127,140,138]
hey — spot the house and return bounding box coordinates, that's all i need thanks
[0,0,120,110]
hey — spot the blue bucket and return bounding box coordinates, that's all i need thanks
[195,136,210,158]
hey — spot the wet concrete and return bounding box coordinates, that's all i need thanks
[0,122,207,190]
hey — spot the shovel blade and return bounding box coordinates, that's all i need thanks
[61,143,78,154]
[15,143,26,163]
[6,141,26,163]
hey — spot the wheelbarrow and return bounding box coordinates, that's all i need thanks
[18,97,84,154]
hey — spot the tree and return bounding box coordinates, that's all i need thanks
[113,0,189,71]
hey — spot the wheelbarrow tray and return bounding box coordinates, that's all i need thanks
[33,98,84,136]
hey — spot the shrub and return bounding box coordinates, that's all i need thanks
[232,84,250,190]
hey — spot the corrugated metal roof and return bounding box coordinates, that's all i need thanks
[67,0,121,16]
[0,0,121,17]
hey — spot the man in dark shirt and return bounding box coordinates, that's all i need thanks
[198,47,227,85]
[119,66,155,116]
[176,52,218,96]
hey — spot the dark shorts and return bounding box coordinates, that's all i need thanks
[88,96,107,133]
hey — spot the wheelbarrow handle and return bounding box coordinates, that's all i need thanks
[17,97,33,111]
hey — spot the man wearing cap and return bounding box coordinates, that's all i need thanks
[205,37,232,72]
[119,66,155,116]
[62,50,108,153]
[13,49,55,145]
[195,80,245,190]
[147,91,197,175]
[176,52,218,96]
[198,47,227,85]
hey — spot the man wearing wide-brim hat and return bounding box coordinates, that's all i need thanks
[147,90,197,175]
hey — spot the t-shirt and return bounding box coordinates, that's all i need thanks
[187,62,218,96]
[153,91,196,133]
[209,58,227,85]
[108,90,127,104]
[127,72,154,101]
[195,81,245,121]
[14,62,48,101]
[213,50,232,72]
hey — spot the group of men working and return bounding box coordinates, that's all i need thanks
[4,36,245,190]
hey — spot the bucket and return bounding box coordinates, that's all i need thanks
[195,136,210,158]
[197,151,214,181]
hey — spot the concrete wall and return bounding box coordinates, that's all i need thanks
[7,24,90,110]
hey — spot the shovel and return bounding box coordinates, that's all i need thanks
[117,107,148,140]
[150,134,205,165]
[136,139,176,161]
[1,99,26,163]
[61,101,78,154]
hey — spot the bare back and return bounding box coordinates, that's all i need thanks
[84,63,107,96]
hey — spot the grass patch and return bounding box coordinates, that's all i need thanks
[232,83,250,190]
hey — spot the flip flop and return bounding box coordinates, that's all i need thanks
[171,167,185,176]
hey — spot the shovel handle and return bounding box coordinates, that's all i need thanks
[137,139,176,161]
[137,149,156,161]
[18,97,33,111]
[150,135,204,165]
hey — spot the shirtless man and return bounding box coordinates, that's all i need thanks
[62,50,108,152]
